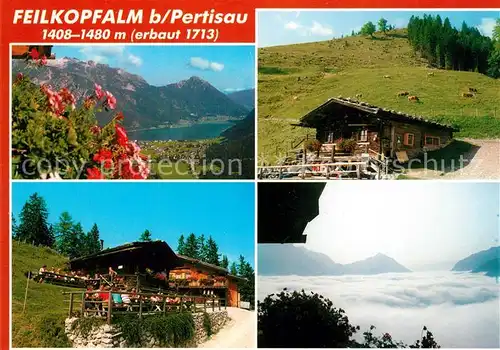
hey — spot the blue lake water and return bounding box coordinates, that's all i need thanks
[128,122,234,141]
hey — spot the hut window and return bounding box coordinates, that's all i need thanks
[360,129,368,142]
[425,136,440,146]
[403,133,414,146]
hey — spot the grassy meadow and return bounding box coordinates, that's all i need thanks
[257,30,500,164]
[11,241,72,347]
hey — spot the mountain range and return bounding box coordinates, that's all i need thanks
[12,58,251,129]
[258,244,411,276]
[227,89,255,110]
[451,246,499,277]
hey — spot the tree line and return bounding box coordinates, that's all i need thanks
[12,193,102,259]
[407,15,499,77]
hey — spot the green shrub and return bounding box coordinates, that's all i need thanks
[258,290,441,348]
[113,312,195,347]
[304,139,322,152]
[39,315,70,348]
[203,312,212,336]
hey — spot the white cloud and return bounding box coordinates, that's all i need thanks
[79,46,143,68]
[310,21,334,36]
[189,57,224,72]
[477,17,496,38]
[259,272,500,348]
[284,20,334,37]
[285,21,301,30]
[126,54,142,67]
[210,62,224,72]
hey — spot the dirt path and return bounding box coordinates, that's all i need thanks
[199,307,256,348]
[405,139,500,180]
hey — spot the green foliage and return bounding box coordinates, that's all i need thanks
[205,236,220,266]
[15,192,53,247]
[183,233,200,259]
[230,262,238,275]
[114,312,195,347]
[221,255,229,269]
[407,14,493,75]
[11,76,100,179]
[54,211,81,259]
[39,314,71,348]
[71,317,105,338]
[361,21,376,37]
[198,234,207,261]
[258,290,359,347]
[258,66,291,75]
[378,18,389,33]
[177,234,186,254]
[139,229,152,242]
[338,138,358,153]
[203,312,212,337]
[85,223,101,256]
[258,290,441,348]
[12,242,72,348]
[304,139,322,152]
[237,255,255,309]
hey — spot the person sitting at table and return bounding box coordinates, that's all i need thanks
[112,288,123,306]
[99,285,111,312]
[39,265,47,274]
[121,292,132,311]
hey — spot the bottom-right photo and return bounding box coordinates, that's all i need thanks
[257,182,499,348]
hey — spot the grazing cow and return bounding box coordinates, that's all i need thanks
[408,95,419,102]
[397,91,409,97]
[427,72,435,76]
[468,87,478,93]
[383,75,391,78]
[462,92,474,98]
[355,93,363,99]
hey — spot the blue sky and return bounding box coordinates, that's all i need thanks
[303,182,499,270]
[258,10,500,47]
[52,45,255,92]
[12,182,255,267]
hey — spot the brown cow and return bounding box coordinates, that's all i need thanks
[408,95,419,102]
[468,87,478,93]
[397,91,409,97]
[462,92,474,98]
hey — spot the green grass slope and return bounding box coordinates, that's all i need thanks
[12,241,73,347]
[258,30,500,164]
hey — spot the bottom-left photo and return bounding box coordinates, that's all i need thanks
[11,182,256,348]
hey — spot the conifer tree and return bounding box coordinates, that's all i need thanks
[177,234,186,255]
[16,193,51,246]
[55,212,78,258]
[184,233,200,259]
[86,223,101,255]
[221,255,229,269]
[139,229,152,242]
[198,234,207,261]
[205,236,220,266]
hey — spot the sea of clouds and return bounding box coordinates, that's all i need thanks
[258,272,500,348]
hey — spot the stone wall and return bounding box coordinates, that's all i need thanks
[65,310,230,348]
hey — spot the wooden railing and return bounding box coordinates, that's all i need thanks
[63,291,227,324]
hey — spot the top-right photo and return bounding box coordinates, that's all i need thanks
[257,10,500,180]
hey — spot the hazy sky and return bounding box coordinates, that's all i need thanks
[302,182,499,270]
[258,10,500,47]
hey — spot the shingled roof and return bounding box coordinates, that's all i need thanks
[297,96,459,132]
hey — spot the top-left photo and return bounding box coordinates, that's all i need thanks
[11,44,255,180]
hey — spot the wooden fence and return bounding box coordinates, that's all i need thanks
[63,291,227,324]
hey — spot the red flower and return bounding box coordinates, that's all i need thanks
[40,55,47,66]
[15,73,24,84]
[115,124,128,147]
[90,125,101,135]
[93,149,114,169]
[86,167,105,179]
[105,91,117,110]
[58,87,76,110]
[94,83,105,99]
[115,112,124,121]
[29,48,39,60]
